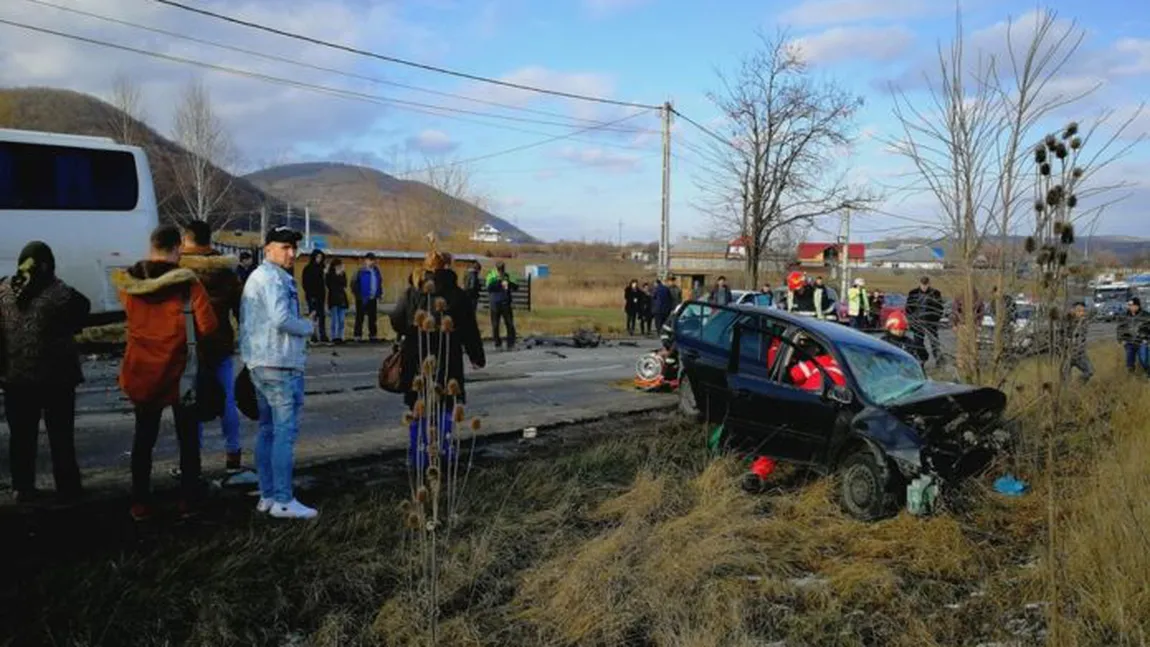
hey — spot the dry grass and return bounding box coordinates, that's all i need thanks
[10,346,1150,646]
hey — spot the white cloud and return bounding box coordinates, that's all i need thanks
[556,146,644,171]
[0,0,438,161]
[780,0,933,27]
[791,26,915,64]
[1114,38,1150,76]
[404,129,460,154]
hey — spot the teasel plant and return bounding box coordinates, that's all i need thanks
[1026,121,1086,643]
[397,267,483,646]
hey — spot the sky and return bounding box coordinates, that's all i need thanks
[0,0,1147,244]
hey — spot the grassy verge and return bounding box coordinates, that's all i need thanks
[14,349,1146,646]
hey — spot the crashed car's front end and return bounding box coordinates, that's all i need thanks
[852,383,1014,513]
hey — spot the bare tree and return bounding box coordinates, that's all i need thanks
[171,79,235,224]
[889,8,1143,383]
[694,30,868,288]
[108,73,145,146]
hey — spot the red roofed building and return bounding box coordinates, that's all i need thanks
[797,242,865,268]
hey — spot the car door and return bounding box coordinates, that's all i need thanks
[675,303,739,420]
[727,327,846,466]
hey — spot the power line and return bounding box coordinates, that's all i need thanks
[0,17,657,148]
[22,0,656,133]
[392,110,654,178]
[152,0,661,110]
[671,108,735,149]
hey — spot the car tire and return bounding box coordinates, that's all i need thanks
[838,449,899,521]
[678,373,702,421]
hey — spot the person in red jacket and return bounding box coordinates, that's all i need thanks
[116,224,218,521]
[788,338,845,392]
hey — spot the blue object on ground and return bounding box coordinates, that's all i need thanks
[994,474,1028,496]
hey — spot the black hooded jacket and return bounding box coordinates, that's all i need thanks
[302,251,327,303]
[390,268,486,408]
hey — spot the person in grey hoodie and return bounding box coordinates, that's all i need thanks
[240,226,317,520]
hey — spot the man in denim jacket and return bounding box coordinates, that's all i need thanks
[240,226,317,520]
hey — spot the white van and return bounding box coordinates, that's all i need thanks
[0,128,159,325]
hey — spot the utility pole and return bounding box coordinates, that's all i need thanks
[618,219,623,249]
[659,101,673,279]
[286,202,292,230]
[840,207,851,301]
[304,203,311,249]
[259,203,268,243]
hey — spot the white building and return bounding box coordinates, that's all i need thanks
[470,223,501,243]
[865,245,945,270]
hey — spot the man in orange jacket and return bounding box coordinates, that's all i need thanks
[116,224,218,521]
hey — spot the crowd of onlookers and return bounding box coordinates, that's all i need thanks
[0,222,531,517]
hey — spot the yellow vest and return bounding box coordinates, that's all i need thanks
[847,287,869,316]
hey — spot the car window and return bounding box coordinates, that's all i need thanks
[701,307,739,347]
[732,315,789,378]
[753,293,774,307]
[675,302,707,340]
[838,342,927,405]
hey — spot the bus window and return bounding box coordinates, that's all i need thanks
[0,142,139,211]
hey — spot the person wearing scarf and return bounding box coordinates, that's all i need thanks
[0,241,91,503]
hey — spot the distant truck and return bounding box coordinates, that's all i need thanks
[0,128,159,326]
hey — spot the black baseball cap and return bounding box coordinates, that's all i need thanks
[265,226,302,246]
[1129,297,1141,307]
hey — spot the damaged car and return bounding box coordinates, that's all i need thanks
[674,301,1014,520]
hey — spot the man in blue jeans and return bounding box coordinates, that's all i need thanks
[180,221,248,479]
[1117,296,1150,375]
[240,226,317,520]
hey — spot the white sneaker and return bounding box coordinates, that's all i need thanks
[256,497,273,514]
[268,499,318,520]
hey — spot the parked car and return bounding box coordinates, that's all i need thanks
[879,293,907,328]
[673,301,1014,520]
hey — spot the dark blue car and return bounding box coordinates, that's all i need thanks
[673,301,1013,520]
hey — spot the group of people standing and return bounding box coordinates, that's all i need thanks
[623,276,684,336]
[0,222,320,520]
[301,250,384,344]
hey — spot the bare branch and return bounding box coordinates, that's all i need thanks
[170,77,235,226]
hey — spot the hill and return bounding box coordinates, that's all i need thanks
[0,87,336,235]
[246,162,537,244]
[871,234,1150,265]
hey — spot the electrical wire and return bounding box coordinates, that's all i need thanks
[21,0,658,133]
[0,17,659,150]
[670,108,735,149]
[152,0,661,110]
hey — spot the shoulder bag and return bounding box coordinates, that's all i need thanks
[179,293,225,422]
[378,337,405,393]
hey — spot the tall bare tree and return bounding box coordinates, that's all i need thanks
[694,30,867,287]
[889,8,1143,383]
[108,73,145,146]
[171,79,235,224]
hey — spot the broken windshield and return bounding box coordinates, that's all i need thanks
[838,342,928,406]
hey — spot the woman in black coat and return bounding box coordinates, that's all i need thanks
[389,265,486,411]
[325,259,350,343]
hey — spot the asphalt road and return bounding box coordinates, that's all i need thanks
[0,339,675,494]
[0,320,1119,496]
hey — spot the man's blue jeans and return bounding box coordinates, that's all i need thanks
[1124,342,1150,374]
[250,367,305,504]
[197,356,241,454]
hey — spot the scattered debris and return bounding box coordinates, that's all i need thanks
[523,329,604,350]
[994,474,1028,496]
[523,427,538,439]
[907,474,939,516]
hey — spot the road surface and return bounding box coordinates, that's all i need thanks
[0,320,1120,495]
[0,339,675,494]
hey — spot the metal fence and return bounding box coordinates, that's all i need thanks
[476,275,532,311]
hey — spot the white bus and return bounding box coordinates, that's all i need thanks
[0,128,159,325]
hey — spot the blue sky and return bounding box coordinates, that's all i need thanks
[1,0,1147,243]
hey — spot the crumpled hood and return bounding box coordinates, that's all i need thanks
[886,382,1007,441]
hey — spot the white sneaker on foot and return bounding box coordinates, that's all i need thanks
[256,497,273,514]
[268,499,318,520]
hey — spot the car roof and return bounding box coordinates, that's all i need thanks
[701,300,894,351]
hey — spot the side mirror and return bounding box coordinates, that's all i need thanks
[826,384,853,405]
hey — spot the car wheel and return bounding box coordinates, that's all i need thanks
[678,373,702,421]
[838,450,899,521]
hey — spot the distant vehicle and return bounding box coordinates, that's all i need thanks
[0,128,159,325]
[673,301,1014,520]
[1092,282,1133,320]
[878,293,907,328]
